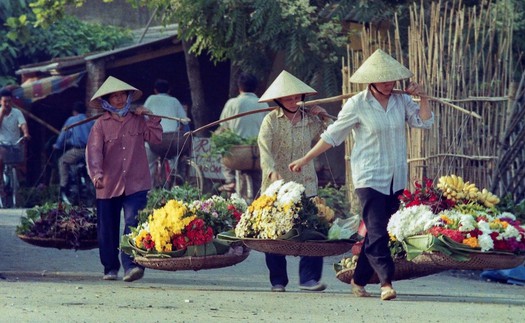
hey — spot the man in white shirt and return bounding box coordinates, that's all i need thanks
[217,72,269,191]
[143,79,188,181]
[0,88,30,186]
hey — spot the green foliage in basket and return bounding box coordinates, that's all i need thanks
[318,183,350,219]
[16,202,97,249]
[210,128,257,157]
[497,194,525,222]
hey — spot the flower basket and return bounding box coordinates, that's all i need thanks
[17,234,98,250]
[222,145,260,171]
[335,256,446,284]
[16,203,98,250]
[242,238,354,257]
[231,180,356,256]
[148,131,191,159]
[410,251,525,270]
[133,244,250,271]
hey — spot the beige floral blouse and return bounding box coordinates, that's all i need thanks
[258,108,326,197]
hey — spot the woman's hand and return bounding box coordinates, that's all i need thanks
[94,176,104,189]
[133,106,152,115]
[308,105,328,116]
[289,157,308,172]
[405,82,427,97]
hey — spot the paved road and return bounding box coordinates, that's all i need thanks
[1,209,524,322]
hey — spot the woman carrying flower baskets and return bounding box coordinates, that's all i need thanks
[257,70,332,292]
[87,76,162,282]
[290,49,434,300]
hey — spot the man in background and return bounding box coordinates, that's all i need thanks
[144,79,188,181]
[217,72,269,192]
[53,101,94,204]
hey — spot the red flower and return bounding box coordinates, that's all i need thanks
[428,227,464,243]
[184,218,214,246]
[400,178,455,213]
[143,233,155,250]
[172,234,187,250]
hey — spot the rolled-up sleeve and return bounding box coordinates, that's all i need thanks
[404,95,435,129]
[320,97,360,147]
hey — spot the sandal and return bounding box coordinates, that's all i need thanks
[351,280,371,297]
[218,182,235,192]
[380,287,397,301]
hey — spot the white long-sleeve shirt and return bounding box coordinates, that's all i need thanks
[321,88,434,195]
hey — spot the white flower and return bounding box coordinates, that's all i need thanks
[265,180,284,196]
[388,205,438,241]
[502,225,521,241]
[478,232,494,251]
[498,212,516,221]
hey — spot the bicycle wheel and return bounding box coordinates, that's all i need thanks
[186,159,204,193]
[10,166,18,208]
[1,166,15,208]
[235,171,254,203]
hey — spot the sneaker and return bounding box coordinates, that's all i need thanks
[299,280,327,292]
[271,284,286,292]
[102,270,118,281]
[123,267,144,282]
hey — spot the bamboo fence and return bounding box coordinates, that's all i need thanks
[342,0,518,212]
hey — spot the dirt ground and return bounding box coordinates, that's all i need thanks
[1,208,525,323]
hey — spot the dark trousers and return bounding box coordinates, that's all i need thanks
[97,190,148,274]
[265,253,323,286]
[353,187,402,286]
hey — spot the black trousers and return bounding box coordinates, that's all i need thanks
[353,186,402,286]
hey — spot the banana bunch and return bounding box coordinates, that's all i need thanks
[437,175,479,202]
[476,188,500,208]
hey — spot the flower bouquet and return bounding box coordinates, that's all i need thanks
[16,202,97,250]
[222,180,356,257]
[387,175,525,270]
[120,194,250,271]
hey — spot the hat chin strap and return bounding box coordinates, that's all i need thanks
[370,83,391,97]
[273,94,306,114]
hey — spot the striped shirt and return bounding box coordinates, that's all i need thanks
[321,88,434,195]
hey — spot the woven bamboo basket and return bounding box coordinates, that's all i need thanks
[410,251,525,270]
[242,239,354,257]
[17,234,98,250]
[148,131,191,159]
[222,145,261,171]
[336,256,447,284]
[133,246,250,271]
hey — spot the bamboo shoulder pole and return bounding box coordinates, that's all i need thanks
[185,93,350,137]
[392,90,482,119]
[63,113,191,131]
[16,105,60,135]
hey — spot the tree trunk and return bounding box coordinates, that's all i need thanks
[182,38,207,136]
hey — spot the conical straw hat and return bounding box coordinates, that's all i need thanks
[259,70,317,103]
[349,49,413,83]
[89,76,142,108]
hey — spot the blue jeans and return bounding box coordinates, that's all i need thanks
[265,253,323,286]
[96,190,148,274]
[353,187,402,286]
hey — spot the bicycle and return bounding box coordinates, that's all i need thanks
[0,137,25,208]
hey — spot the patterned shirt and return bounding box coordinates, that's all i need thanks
[258,108,326,197]
[86,112,162,199]
[321,88,434,195]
